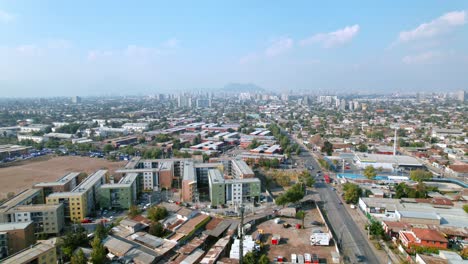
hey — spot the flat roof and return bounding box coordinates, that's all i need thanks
[10,204,62,213]
[0,221,33,231]
[0,144,31,153]
[0,189,41,213]
[34,172,80,187]
[231,159,254,176]
[355,153,422,166]
[72,170,106,193]
[209,169,225,184]
[1,243,55,264]
[183,161,196,182]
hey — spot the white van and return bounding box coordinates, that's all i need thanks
[291,254,297,263]
[297,254,305,264]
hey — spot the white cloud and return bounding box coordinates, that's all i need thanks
[239,53,259,64]
[265,37,293,57]
[398,11,466,43]
[125,45,160,58]
[16,45,41,56]
[87,50,113,61]
[162,38,179,48]
[0,9,14,23]
[402,51,441,64]
[300,24,360,48]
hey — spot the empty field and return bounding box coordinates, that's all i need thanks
[0,156,125,199]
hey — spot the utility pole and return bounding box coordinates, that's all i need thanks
[239,203,245,264]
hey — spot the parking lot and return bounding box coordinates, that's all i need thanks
[251,203,336,263]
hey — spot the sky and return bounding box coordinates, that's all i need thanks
[0,1,468,97]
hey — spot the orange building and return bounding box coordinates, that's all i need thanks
[399,228,448,250]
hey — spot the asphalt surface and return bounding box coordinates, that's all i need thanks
[290,135,382,264]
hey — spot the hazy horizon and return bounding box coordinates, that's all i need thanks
[1,1,468,97]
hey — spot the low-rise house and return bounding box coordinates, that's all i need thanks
[399,228,448,250]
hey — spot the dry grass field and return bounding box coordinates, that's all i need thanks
[0,156,125,199]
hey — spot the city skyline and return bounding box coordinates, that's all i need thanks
[1,1,468,97]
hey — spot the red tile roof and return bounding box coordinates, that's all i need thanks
[412,228,447,243]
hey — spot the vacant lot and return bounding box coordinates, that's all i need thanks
[0,156,125,199]
[253,204,336,263]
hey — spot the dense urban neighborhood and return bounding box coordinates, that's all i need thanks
[0,91,466,264]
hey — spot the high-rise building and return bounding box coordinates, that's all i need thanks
[71,96,81,104]
[456,90,465,102]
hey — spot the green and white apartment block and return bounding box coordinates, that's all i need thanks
[99,172,139,210]
[208,169,261,206]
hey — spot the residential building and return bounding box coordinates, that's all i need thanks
[0,222,35,258]
[4,204,64,235]
[1,242,57,264]
[19,124,50,133]
[46,170,106,222]
[399,228,448,250]
[99,173,139,210]
[33,172,80,197]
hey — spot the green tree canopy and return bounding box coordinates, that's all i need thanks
[70,248,87,264]
[90,236,107,264]
[149,222,165,237]
[147,206,168,222]
[342,183,362,204]
[322,141,333,156]
[409,169,433,182]
[363,166,377,179]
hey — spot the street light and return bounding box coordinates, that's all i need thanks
[239,203,245,264]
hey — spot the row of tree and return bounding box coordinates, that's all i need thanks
[275,183,305,207]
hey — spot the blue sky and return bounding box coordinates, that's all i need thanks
[0,1,467,97]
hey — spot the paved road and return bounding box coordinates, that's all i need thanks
[287,133,383,264]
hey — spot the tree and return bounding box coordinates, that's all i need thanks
[357,144,368,152]
[103,144,114,153]
[149,222,165,237]
[90,236,106,264]
[296,210,306,229]
[275,195,289,207]
[367,220,384,239]
[363,166,377,179]
[60,225,88,258]
[464,204,468,213]
[147,206,168,222]
[258,254,269,264]
[322,141,333,156]
[70,248,87,264]
[409,169,433,182]
[244,252,257,264]
[94,222,107,240]
[342,183,362,204]
[128,205,140,218]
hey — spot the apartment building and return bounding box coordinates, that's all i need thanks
[7,204,64,235]
[0,189,43,223]
[46,170,106,222]
[1,242,57,264]
[0,222,35,258]
[33,172,80,197]
[99,173,138,210]
[208,169,261,206]
[19,124,50,133]
[116,157,184,191]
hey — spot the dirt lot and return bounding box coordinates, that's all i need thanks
[251,203,336,263]
[0,156,125,199]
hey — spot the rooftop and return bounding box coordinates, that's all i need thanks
[0,189,41,213]
[1,243,55,264]
[0,221,33,231]
[34,172,80,187]
[71,169,106,193]
[355,153,422,166]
